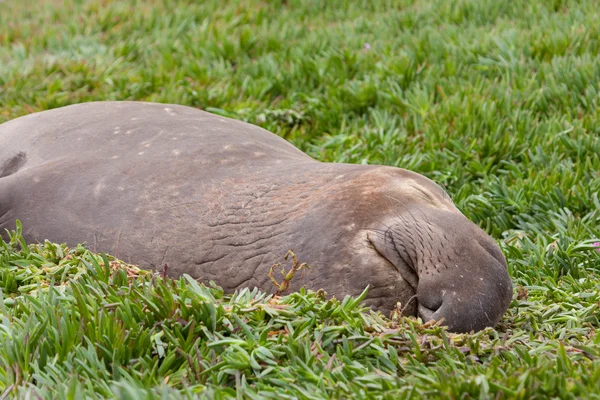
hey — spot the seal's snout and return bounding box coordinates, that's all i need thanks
[369,207,513,333]
[417,245,513,333]
[425,212,513,333]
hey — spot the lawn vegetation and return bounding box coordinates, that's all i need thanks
[1,0,599,398]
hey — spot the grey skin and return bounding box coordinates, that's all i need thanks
[0,102,513,332]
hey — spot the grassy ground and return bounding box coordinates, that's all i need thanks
[1,0,599,398]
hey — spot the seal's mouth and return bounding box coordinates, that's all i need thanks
[367,231,420,316]
[417,295,443,323]
[418,304,436,323]
[367,229,451,323]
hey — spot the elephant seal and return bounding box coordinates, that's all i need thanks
[0,102,512,332]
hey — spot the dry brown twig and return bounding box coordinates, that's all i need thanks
[268,250,310,296]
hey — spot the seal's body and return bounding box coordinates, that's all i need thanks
[0,102,512,332]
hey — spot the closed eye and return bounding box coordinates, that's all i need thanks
[413,185,438,204]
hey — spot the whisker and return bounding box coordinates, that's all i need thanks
[401,295,419,315]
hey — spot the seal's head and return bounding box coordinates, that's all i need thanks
[366,169,513,333]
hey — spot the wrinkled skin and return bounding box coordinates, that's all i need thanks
[0,102,513,332]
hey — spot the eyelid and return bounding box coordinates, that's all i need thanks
[413,185,437,203]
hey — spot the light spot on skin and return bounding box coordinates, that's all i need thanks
[94,185,103,197]
[138,152,145,155]
[77,137,82,141]
[361,187,378,196]
[94,178,106,197]
[164,107,176,116]
[126,130,133,135]
[335,175,345,179]
[253,152,266,157]
[144,143,151,148]
[118,186,124,191]
[33,177,40,183]
[131,117,139,121]
[172,137,178,140]
[111,155,119,159]
[345,223,356,231]
[172,149,181,156]
[224,145,232,150]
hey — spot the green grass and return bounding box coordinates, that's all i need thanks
[1,0,600,398]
